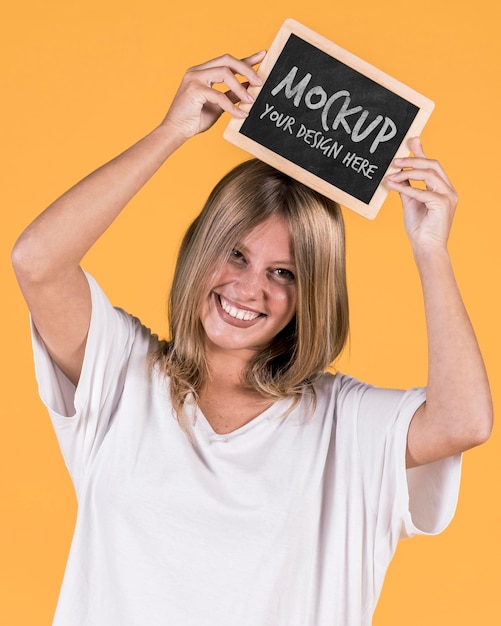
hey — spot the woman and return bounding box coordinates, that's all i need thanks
[12,52,493,625]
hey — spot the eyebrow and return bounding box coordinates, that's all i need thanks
[236,243,296,267]
[271,259,296,267]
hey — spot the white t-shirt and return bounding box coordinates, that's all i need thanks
[31,273,461,626]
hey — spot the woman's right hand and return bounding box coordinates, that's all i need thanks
[161,51,266,140]
[12,52,266,387]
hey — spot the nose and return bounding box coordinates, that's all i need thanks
[234,267,266,301]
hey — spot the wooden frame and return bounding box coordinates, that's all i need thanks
[224,19,435,219]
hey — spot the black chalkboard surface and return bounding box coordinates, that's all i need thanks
[224,20,435,219]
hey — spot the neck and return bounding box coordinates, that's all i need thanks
[199,343,272,434]
[204,342,254,390]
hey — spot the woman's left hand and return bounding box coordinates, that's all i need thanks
[386,138,493,467]
[386,137,458,254]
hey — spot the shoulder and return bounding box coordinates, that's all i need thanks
[85,271,160,350]
[59,272,164,402]
[310,372,425,432]
[312,370,371,403]
[305,372,370,431]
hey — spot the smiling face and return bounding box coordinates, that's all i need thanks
[200,214,297,361]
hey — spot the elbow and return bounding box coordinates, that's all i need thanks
[12,228,82,292]
[470,409,494,447]
[11,235,35,283]
[475,391,494,445]
[11,230,50,285]
[11,234,29,277]
[408,399,493,466]
[458,403,494,452]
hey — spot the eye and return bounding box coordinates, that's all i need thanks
[229,248,245,264]
[273,267,296,282]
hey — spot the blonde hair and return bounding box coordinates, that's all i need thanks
[154,159,348,427]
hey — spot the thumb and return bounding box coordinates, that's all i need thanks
[409,136,426,158]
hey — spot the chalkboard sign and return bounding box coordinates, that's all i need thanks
[224,20,435,219]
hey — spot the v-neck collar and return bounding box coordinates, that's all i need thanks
[191,397,291,442]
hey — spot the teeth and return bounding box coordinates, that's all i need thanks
[219,295,261,321]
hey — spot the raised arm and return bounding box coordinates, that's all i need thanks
[11,52,265,386]
[386,138,493,467]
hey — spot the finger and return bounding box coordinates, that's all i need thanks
[239,50,267,87]
[409,136,426,158]
[186,62,259,106]
[225,82,250,104]
[393,155,444,175]
[241,50,267,68]
[193,51,264,71]
[198,85,249,119]
[388,168,447,194]
[203,67,255,104]
[386,179,441,203]
[190,52,265,87]
[394,144,454,188]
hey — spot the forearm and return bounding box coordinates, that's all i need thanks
[12,52,264,284]
[409,245,493,463]
[11,53,263,386]
[12,122,185,281]
[387,139,493,466]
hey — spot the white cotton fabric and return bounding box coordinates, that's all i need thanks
[31,273,462,626]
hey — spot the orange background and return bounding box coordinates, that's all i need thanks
[1,1,500,624]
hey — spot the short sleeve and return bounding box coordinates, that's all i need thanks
[31,272,141,491]
[356,383,462,539]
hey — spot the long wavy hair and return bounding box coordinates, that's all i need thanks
[154,159,349,429]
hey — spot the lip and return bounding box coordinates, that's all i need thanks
[213,292,265,328]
